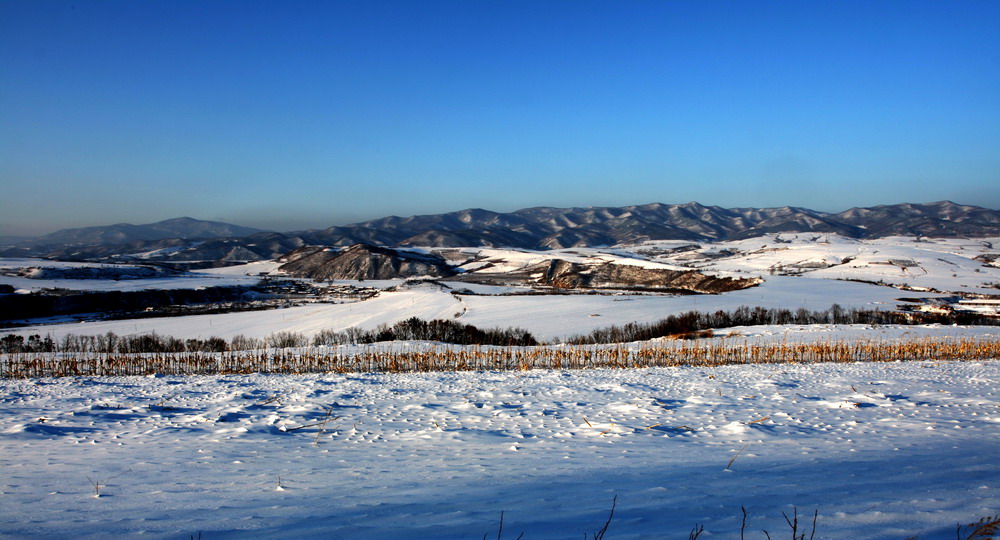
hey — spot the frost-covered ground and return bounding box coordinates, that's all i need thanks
[2,359,998,539]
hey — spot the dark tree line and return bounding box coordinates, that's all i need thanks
[1,332,232,354]
[311,317,537,347]
[567,304,1000,344]
[0,318,537,354]
[3,305,997,353]
[0,286,255,321]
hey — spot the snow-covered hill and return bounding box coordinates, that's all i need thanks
[3,232,1000,539]
[3,233,998,341]
[625,234,1000,295]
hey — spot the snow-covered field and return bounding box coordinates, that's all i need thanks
[628,235,1000,296]
[0,259,279,293]
[3,234,1000,538]
[2,360,998,538]
[5,233,998,343]
[6,276,918,343]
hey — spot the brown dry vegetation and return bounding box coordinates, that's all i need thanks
[3,337,999,378]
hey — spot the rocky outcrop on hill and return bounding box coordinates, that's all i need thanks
[452,258,761,294]
[534,259,761,293]
[278,244,456,281]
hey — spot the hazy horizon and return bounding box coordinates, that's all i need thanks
[3,1,999,237]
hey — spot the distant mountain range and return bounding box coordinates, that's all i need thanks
[26,217,265,246]
[2,201,998,265]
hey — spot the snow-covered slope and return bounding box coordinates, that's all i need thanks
[627,234,1000,295]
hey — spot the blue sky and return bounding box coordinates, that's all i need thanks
[2,0,998,235]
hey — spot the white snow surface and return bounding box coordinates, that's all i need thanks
[3,234,1000,538]
[629,234,1000,295]
[5,233,1000,341]
[455,276,914,341]
[7,277,925,343]
[2,359,998,538]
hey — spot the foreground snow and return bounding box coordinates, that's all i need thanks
[2,360,998,539]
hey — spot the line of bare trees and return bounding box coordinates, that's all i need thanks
[3,304,997,354]
[0,317,537,354]
[568,304,1000,344]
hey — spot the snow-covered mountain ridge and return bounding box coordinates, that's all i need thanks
[3,201,997,265]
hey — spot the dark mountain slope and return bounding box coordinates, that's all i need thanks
[28,217,264,246]
[834,201,1000,237]
[278,244,456,281]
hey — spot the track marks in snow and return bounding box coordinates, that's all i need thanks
[2,362,999,538]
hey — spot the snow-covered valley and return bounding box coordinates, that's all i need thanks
[2,233,999,538]
[3,234,998,343]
